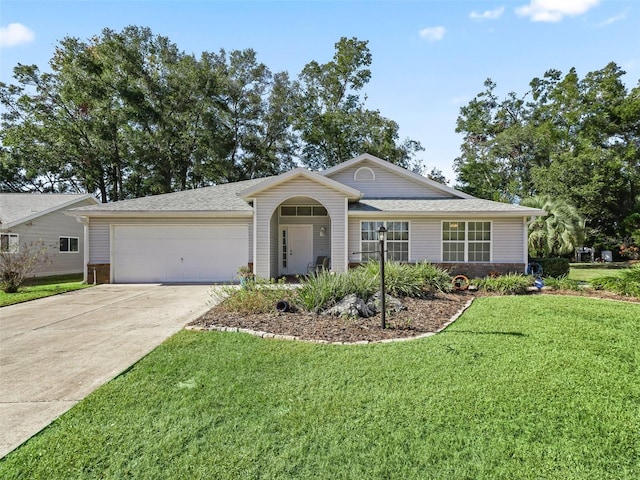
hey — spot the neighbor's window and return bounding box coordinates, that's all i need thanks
[1,233,19,253]
[442,221,491,262]
[361,221,409,262]
[59,236,79,253]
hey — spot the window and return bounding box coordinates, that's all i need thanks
[361,221,409,262]
[442,221,491,262]
[59,236,79,253]
[1,233,19,253]
[280,205,328,217]
[354,166,375,181]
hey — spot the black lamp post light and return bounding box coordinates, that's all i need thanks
[378,225,386,329]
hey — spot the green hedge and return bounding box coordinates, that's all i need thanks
[529,258,570,278]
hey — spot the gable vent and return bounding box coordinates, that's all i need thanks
[354,167,375,181]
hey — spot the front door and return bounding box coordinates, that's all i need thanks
[280,225,313,275]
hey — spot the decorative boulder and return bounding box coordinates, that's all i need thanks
[323,294,375,318]
[366,291,407,315]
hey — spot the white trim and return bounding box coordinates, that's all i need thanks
[65,210,253,218]
[344,198,349,270]
[83,222,89,283]
[354,166,375,181]
[253,198,258,276]
[6,194,98,229]
[58,236,80,253]
[441,220,493,263]
[322,153,475,199]
[359,220,411,262]
[238,167,362,200]
[0,233,19,253]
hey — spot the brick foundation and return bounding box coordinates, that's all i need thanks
[87,263,110,284]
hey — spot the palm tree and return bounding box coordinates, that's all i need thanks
[521,196,585,257]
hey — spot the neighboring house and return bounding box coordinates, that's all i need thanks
[0,193,99,277]
[67,154,545,284]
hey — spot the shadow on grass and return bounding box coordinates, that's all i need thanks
[447,330,527,337]
[570,262,631,270]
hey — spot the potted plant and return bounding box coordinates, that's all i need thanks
[237,265,255,288]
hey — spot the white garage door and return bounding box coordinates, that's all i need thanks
[113,225,248,283]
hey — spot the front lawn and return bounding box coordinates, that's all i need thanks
[0,274,92,307]
[1,296,638,479]
[568,262,630,282]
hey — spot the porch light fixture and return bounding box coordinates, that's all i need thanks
[319,226,326,237]
[378,225,387,329]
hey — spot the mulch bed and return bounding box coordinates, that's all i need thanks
[189,291,476,343]
[188,289,639,344]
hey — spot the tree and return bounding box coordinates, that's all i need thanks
[294,37,423,170]
[521,196,585,258]
[0,240,51,293]
[455,63,640,246]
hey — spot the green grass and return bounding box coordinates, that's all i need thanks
[1,296,639,479]
[0,274,91,307]
[568,262,630,282]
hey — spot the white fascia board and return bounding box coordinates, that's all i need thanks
[238,168,361,200]
[64,210,254,218]
[321,153,475,200]
[4,194,99,229]
[347,210,546,218]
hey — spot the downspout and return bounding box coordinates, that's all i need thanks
[76,216,90,284]
[523,216,537,273]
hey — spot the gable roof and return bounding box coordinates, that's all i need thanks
[0,193,98,229]
[67,178,267,217]
[322,153,474,200]
[349,198,546,217]
[238,167,361,200]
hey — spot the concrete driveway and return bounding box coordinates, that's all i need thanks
[0,284,218,458]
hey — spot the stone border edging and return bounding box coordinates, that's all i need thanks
[185,298,475,345]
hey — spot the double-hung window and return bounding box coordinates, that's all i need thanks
[0,233,19,253]
[442,221,491,262]
[361,221,409,262]
[59,236,79,253]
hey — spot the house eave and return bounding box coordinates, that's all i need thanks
[64,210,253,219]
[347,210,546,218]
[2,194,99,229]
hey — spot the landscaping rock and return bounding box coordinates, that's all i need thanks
[366,291,407,314]
[323,293,375,318]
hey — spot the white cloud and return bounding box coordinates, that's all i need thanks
[516,0,600,22]
[419,26,446,42]
[597,10,628,27]
[470,7,505,21]
[0,23,35,47]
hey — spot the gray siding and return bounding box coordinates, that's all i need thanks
[252,177,348,278]
[88,216,252,265]
[326,160,453,198]
[348,216,526,264]
[7,199,94,276]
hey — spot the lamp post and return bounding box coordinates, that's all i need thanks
[378,225,386,329]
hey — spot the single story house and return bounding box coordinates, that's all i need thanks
[0,193,99,276]
[67,154,545,284]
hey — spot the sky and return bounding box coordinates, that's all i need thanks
[1,0,638,184]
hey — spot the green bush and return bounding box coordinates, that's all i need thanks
[219,278,295,314]
[590,264,640,297]
[414,262,453,293]
[543,276,583,291]
[529,257,570,278]
[474,273,533,295]
[360,261,424,298]
[297,269,377,313]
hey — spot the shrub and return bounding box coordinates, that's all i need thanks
[590,265,640,297]
[529,257,570,278]
[219,278,295,314]
[474,273,533,295]
[414,262,453,293]
[359,261,424,298]
[297,269,377,313]
[543,276,583,291]
[0,240,51,293]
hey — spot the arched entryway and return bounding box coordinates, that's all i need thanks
[270,196,332,277]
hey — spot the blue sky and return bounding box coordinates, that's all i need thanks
[1,0,638,183]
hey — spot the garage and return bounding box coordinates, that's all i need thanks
[112,225,248,283]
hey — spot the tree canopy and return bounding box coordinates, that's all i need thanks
[0,28,424,202]
[455,63,640,249]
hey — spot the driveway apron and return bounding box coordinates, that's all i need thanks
[0,284,218,458]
